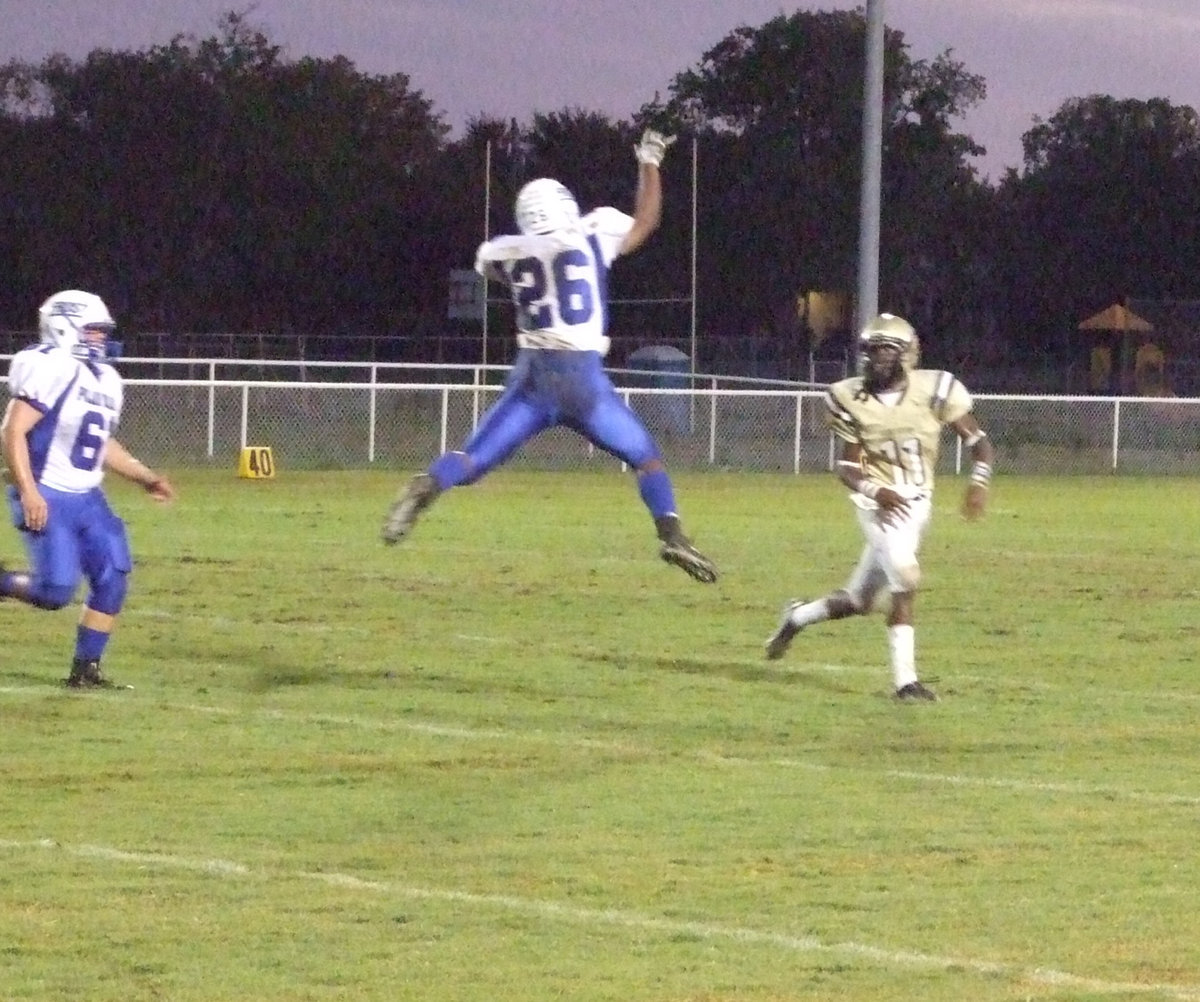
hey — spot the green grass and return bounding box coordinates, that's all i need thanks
[2,469,1199,1001]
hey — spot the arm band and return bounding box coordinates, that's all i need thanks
[970,462,992,488]
[963,430,988,448]
[856,480,881,499]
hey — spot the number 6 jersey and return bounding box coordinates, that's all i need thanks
[825,368,973,495]
[7,345,124,492]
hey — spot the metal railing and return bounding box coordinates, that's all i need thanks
[4,358,1199,475]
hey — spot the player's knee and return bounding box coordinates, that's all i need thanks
[895,563,921,592]
[88,568,129,616]
[833,590,867,617]
[29,582,77,610]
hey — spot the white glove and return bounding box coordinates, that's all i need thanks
[634,129,676,167]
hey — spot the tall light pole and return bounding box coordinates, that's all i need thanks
[855,0,885,334]
[482,139,492,370]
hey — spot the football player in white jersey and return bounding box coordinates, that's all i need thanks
[381,130,717,583]
[764,313,994,700]
[0,290,176,687]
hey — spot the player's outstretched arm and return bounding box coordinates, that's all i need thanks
[103,438,176,503]
[619,130,676,256]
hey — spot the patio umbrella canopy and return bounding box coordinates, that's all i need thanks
[1078,303,1154,333]
[1078,302,1155,393]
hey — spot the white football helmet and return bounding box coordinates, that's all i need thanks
[38,289,119,361]
[514,178,580,235]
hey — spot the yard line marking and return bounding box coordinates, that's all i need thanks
[302,876,1198,1000]
[181,705,643,751]
[177,705,1200,805]
[147,702,1200,804]
[1,837,1197,1000]
[5,684,1196,806]
[709,755,1200,806]
[3,683,1200,803]
[0,839,249,875]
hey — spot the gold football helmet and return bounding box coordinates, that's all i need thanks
[857,313,921,390]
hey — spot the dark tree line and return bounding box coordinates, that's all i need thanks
[2,10,1199,388]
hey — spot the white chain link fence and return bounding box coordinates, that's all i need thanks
[9,358,1200,475]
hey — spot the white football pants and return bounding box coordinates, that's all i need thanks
[844,492,933,610]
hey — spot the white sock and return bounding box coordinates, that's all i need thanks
[888,624,917,689]
[790,598,832,627]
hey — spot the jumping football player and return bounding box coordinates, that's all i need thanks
[381,130,717,584]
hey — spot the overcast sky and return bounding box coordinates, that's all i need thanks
[2,0,1198,181]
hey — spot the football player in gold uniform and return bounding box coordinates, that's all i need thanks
[764,313,994,701]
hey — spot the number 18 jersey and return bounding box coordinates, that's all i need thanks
[7,345,124,493]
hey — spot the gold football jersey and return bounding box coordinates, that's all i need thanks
[825,369,973,493]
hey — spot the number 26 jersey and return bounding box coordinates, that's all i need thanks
[475,207,633,354]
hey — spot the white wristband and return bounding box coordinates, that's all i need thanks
[856,480,881,499]
[970,462,992,488]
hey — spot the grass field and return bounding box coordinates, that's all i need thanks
[2,468,1199,1001]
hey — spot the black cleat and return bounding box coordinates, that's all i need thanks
[659,538,718,583]
[63,658,118,689]
[381,474,440,544]
[895,680,938,702]
[764,600,805,660]
[655,515,718,584]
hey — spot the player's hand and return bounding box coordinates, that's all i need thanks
[145,476,176,503]
[18,488,48,532]
[873,487,911,526]
[961,484,987,521]
[634,129,676,167]
[875,486,909,511]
